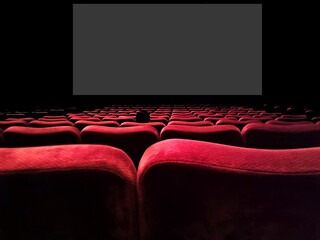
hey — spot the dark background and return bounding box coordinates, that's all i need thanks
[2,0,317,109]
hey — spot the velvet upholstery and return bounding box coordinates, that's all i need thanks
[70,117,101,123]
[0,144,137,240]
[168,121,214,126]
[160,125,243,146]
[120,122,166,134]
[215,119,262,130]
[3,126,81,147]
[28,120,74,127]
[81,125,159,167]
[169,116,202,122]
[149,117,168,124]
[0,120,28,130]
[137,139,320,240]
[74,120,120,131]
[5,117,35,122]
[113,116,135,124]
[42,115,68,119]
[242,123,320,149]
[276,115,308,122]
[204,117,234,124]
[37,118,72,122]
[265,120,314,125]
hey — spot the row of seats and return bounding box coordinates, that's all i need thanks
[2,112,320,123]
[1,117,320,131]
[1,139,319,240]
[1,123,320,166]
[2,105,319,122]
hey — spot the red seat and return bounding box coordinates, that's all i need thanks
[101,116,119,121]
[169,116,202,122]
[215,119,262,130]
[114,116,135,124]
[276,115,308,122]
[120,122,166,133]
[42,115,68,119]
[242,123,320,149]
[266,120,314,125]
[0,144,137,240]
[0,120,28,130]
[38,118,73,122]
[168,121,214,126]
[251,116,275,122]
[160,125,243,146]
[74,120,119,131]
[5,117,35,122]
[204,117,236,124]
[28,120,74,127]
[3,126,81,147]
[70,117,101,123]
[137,139,320,240]
[81,125,159,167]
[149,117,168,124]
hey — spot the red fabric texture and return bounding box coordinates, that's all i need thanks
[276,115,308,122]
[81,125,160,167]
[242,123,320,149]
[0,120,28,130]
[169,116,202,122]
[37,118,71,122]
[42,115,68,119]
[160,125,243,146]
[149,117,168,124]
[168,121,214,126]
[120,122,166,133]
[137,139,320,240]
[113,116,135,124]
[5,118,35,122]
[0,144,137,240]
[70,117,101,122]
[215,119,262,130]
[266,120,314,125]
[74,120,120,131]
[28,120,74,127]
[3,126,81,147]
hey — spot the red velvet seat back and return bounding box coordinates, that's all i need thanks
[242,123,320,149]
[28,120,74,127]
[215,119,262,130]
[81,125,159,167]
[120,122,166,134]
[160,125,243,146]
[0,144,137,240]
[74,120,119,131]
[137,139,320,240]
[3,126,81,147]
[168,120,214,126]
[266,120,314,125]
[0,120,28,130]
[5,117,35,122]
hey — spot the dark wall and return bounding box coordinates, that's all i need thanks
[2,1,318,109]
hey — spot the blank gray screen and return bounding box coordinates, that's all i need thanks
[73,4,262,95]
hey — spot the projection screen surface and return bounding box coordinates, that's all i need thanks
[73,4,262,95]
